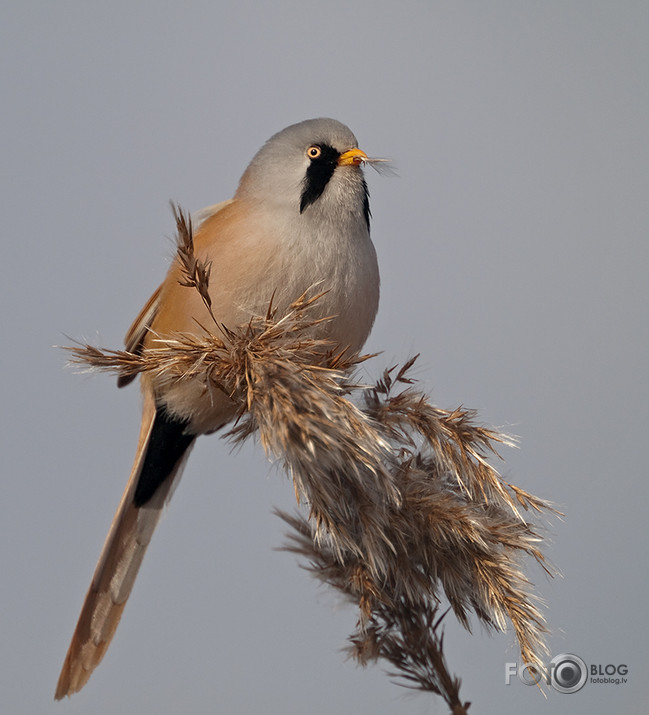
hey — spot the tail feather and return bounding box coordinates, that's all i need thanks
[55,392,195,699]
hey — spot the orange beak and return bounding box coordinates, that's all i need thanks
[338,148,369,166]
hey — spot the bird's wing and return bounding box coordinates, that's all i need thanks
[117,284,163,388]
[55,390,194,699]
[118,199,234,388]
[191,198,234,228]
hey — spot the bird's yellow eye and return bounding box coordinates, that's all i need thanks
[306,145,322,160]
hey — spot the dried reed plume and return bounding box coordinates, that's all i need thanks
[66,205,557,713]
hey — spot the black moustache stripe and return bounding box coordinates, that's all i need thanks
[299,144,340,214]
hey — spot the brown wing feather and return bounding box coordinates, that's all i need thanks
[117,200,234,388]
[117,285,163,387]
[54,390,191,698]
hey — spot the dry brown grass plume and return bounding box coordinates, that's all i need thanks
[65,205,558,713]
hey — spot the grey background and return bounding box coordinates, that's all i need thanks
[2,2,647,713]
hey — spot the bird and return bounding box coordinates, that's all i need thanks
[55,118,382,698]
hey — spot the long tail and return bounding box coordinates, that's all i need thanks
[55,391,195,699]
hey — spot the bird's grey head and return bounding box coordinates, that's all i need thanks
[236,118,371,229]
